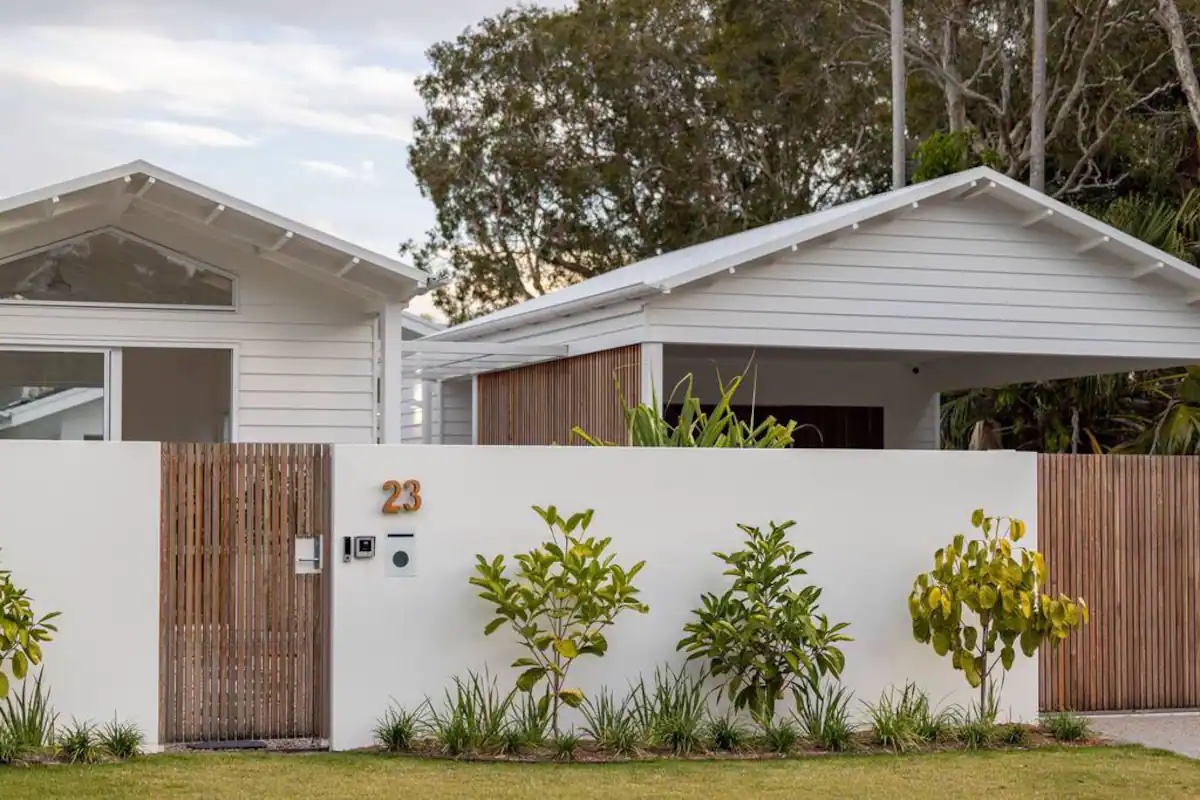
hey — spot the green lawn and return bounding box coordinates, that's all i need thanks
[1,747,1198,799]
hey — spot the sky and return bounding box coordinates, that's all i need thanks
[0,1,551,317]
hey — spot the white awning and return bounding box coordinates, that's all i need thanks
[403,340,567,381]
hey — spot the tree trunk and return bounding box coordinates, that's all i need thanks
[942,13,967,132]
[891,0,907,188]
[1030,0,1048,192]
[1155,0,1200,135]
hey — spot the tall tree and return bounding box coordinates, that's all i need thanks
[1155,0,1200,136]
[1029,0,1047,191]
[404,0,887,322]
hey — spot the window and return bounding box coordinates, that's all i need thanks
[0,228,234,308]
[0,350,107,441]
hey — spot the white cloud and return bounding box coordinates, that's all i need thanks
[0,25,419,141]
[301,159,377,181]
[106,119,257,148]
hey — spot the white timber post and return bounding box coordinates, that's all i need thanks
[640,343,663,415]
[379,303,405,444]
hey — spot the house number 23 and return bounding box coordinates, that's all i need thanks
[381,479,422,513]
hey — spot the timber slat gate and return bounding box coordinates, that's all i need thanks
[1039,454,1200,712]
[160,443,331,744]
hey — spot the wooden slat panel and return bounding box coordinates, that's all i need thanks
[1039,454,1200,712]
[159,443,330,743]
[477,345,641,446]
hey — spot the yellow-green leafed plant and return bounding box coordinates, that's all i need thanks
[572,372,801,448]
[908,511,1087,715]
[470,506,649,733]
[0,550,59,698]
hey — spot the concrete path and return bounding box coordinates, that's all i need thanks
[1086,713,1200,758]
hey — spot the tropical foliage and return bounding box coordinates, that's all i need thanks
[573,372,800,448]
[0,551,59,699]
[909,510,1088,714]
[470,505,648,731]
[677,521,850,717]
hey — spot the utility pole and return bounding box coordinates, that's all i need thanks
[891,0,906,188]
[1030,0,1047,192]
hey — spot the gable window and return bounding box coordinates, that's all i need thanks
[0,228,235,308]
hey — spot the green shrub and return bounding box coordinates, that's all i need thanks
[997,722,1030,747]
[757,714,799,754]
[471,505,649,731]
[915,700,962,744]
[1042,712,1092,742]
[581,688,639,755]
[678,521,850,717]
[507,692,552,749]
[0,668,57,750]
[573,372,803,448]
[0,552,60,699]
[426,672,515,755]
[0,727,28,765]
[551,729,580,761]
[627,665,706,752]
[98,718,143,760]
[706,711,749,752]
[793,670,854,752]
[909,510,1087,717]
[373,704,425,752]
[959,715,996,750]
[864,684,925,753]
[57,719,98,764]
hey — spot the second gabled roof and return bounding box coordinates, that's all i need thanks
[433,166,1199,340]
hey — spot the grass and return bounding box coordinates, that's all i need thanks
[1,747,1199,799]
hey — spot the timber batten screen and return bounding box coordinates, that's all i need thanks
[160,443,331,743]
[477,346,640,445]
[1038,454,1200,712]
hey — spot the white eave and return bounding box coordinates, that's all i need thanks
[0,160,432,303]
[429,166,1200,341]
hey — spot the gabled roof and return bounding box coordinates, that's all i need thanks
[433,166,1199,340]
[0,160,431,303]
[0,387,103,430]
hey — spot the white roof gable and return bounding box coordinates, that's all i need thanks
[435,167,1198,340]
[0,160,432,303]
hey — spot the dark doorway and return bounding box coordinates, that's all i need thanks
[663,403,884,449]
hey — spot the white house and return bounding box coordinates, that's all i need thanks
[0,161,437,444]
[404,167,1200,447]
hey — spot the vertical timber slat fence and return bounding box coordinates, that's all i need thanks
[160,443,331,744]
[477,345,641,446]
[1038,454,1200,712]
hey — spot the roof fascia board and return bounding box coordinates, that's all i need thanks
[432,283,653,341]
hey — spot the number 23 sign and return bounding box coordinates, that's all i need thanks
[381,479,422,513]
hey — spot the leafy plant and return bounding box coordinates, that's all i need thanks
[864,684,925,753]
[678,520,850,717]
[98,718,143,760]
[573,372,802,448]
[0,668,57,750]
[793,669,855,752]
[997,722,1030,747]
[56,719,98,764]
[374,704,426,752]
[913,698,962,744]
[471,505,648,732]
[909,510,1088,715]
[756,713,799,754]
[507,692,552,749]
[0,727,28,765]
[0,551,60,699]
[626,665,706,750]
[1042,712,1092,742]
[958,714,996,750]
[706,710,749,752]
[550,729,580,761]
[581,688,640,755]
[426,671,515,755]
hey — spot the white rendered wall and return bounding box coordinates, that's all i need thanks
[0,442,160,746]
[329,446,1037,750]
